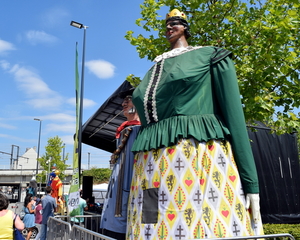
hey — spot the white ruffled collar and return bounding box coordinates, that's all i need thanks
[154,46,203,62]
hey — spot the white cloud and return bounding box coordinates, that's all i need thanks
[0,133,33,143]
[60,135,75,145]
[26,97,63,109]
[4,63,63,109]
[0,39,15,54]
[0,60,10,70]
[25,30,58,45]
[0,122,17,130]
[46,123,75,134]
[9,64,55,98]
[86,60,115,79]
[41,8,70,28]
[66,97,97,108]
[42,113,75,122]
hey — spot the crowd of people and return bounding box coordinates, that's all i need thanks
[0,185,57,240]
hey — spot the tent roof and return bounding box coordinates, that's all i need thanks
[81,80,132,153]
[93,183,108,191]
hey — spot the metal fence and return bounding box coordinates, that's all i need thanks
[190,233,296,240]
[70,225,116,240]
[55,213,101,233]
[47,217,72,240]
[47,215,115,240]
[48,215,296,240]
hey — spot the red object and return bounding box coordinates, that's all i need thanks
[51,176,62,199]
[115,120,140,138]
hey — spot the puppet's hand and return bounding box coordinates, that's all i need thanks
[245,193,260,223]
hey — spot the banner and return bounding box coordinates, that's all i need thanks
[68,42,80,216]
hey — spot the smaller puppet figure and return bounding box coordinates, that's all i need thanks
[47,172,56,186]
[51,170,63,204]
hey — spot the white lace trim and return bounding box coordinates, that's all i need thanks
[144,59,165,124]
[143,64,155,123]
[152,60,164,122]
[154,46,203,62]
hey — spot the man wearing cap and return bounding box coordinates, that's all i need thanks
[100,87,141,240]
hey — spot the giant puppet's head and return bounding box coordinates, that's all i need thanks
[165,9,191,39]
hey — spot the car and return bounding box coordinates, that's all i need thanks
[22,226,39,239]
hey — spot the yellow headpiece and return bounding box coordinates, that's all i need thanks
[166,9,187,21]
[55,170,60,176]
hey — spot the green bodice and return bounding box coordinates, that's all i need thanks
[132,46,259,193]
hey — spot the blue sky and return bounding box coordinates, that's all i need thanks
[0,1,161,169]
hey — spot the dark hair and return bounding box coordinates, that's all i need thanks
[166,16,191,39]
[45,186,52,194]
[0,193,9,210]
[24,193,33,207]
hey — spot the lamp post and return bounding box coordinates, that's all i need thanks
[19,164,23,185]
[34,118,42,197]
[88,152,90,170]
[34,118,42,175]
[46,157,52,185]
[19,164,23,202]
[70,20,88,183]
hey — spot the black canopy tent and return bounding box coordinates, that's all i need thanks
[81,80,132,153]
[81,82,300,223]
[248,123,300,224]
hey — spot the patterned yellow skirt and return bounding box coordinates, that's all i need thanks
[126,139,264,240]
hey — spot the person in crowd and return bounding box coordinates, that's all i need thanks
[0,193,24,240]
[23,193,35,240]
[40,186,57,240]
[70,190,88,226]
[56,196,65,215]
[34,198,42,240]
[126,8,264,240]
[100,87,141,240]
[27,176,38,197]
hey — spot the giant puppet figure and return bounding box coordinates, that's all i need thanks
[100,87,141,240]
[126,9,264,240]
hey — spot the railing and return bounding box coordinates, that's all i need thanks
[47,215,115,240]
[49,215,296,240]
[190,234,296,240]
[70,225,116,240]
[55,213,101,233]
[47,217,72,240]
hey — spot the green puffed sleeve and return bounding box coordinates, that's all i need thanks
[211,53,259,194]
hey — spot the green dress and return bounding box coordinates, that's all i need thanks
[127,46,263,240]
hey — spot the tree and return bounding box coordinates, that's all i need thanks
[125,0,300,135]
[82,167,111,184]
[37,136,69,183]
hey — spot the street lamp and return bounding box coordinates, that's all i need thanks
[46,157,52,184]
[34,118,42,175]
[70,20,88,182]
[19,164,23,185]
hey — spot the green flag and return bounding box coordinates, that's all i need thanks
[68,42,80,216]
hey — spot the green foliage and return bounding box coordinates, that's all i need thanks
[263,224,300,239]
[82,167,112,184]
[126,74,142,87]
[37,136,69,183]
[126,0,300,135]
